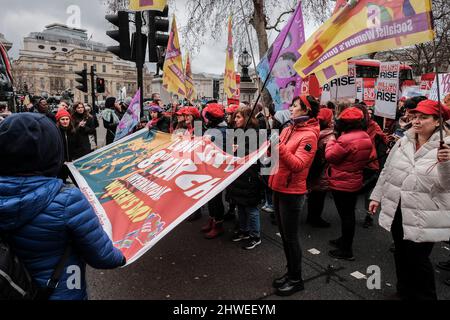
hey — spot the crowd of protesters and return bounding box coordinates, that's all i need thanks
[1,90,450,300]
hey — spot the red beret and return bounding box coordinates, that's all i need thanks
[226,104,239,114]
[185,107,200,119]
[175,107,186,116]
[317,108,334,124]
[410,100,450,121]
[56,109,71,122]
[339,107,364,122]
[204,103,225,119]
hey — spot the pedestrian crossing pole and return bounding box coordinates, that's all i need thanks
[90,65,97,115]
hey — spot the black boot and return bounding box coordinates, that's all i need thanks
[272,273,289,289]
[275,279,304,296]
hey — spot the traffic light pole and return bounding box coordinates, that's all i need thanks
[90,65,97,115]
[135,12,144,115]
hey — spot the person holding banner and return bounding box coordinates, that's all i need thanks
[369,100,450,300]
[269,95,320,296]
[228,106,262,250]
[325,107,373,261]
[201,103,228,239]
[0,114,126,300]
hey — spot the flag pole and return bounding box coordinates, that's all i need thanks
[244,2,300,130]
[432,32,444,147]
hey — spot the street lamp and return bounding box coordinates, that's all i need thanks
[239,48,252,82]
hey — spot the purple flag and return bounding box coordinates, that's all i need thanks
[115,89,141,142]
[256,2,305,111]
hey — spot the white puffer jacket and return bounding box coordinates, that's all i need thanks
[371,130,450,243]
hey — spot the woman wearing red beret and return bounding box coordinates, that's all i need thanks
[325,107,373,261]
[269,95,320,296]
[306,107,335,228]
[369,100,450,300]
[201,103,229,239]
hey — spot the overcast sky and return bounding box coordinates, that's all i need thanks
[0,0,316,75]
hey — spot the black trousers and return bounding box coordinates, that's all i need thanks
[307,191,327,222]
[273,192,306,281]
[331,190,358,252]
[208,192,224,221]
[391,206,437,300]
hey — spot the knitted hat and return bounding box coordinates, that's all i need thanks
[56,109,71,122]
[0,114,63,177]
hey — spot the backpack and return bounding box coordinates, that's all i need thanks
[0,234,71,300]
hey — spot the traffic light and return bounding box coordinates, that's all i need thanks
[96,78,105,94]
[131,32,148,63]
[148,6,170,63]
[106,11,131,61]
[75,69,88,93]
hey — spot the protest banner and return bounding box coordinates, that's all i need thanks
[356,78,363,101]
[68,130,269,265]
[363,78,376,105]
[429,73,450,102]
[114,90,141,142]
[224,16,237,99]
[256,2,305,111]
[227,74,241,106]
[184,54,197,102]
[294,0,434,79]
[375,62,400,119]
[420,72,435,92]
[401,86,427,99]
[320,63,356,104]
[163,16,186,98]
[129,0,167,12]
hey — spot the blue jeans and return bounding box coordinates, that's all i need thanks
[237,205,261,238]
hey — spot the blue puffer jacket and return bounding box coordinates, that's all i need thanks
[0,176,125,300]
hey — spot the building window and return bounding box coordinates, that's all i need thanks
[38,64,44,70]
[83,55,87,60]
[83,63,87,69]
[28,63,33,69]
[38,45,45,50]
[36,35,44,40]
[93,56,96,61]
[62,48,68,52]
[50,46,57,51]
[84,95,89,103]
[40,78,45,90]
[102,57,106,62]
[69,66,73,72]
[102,65,106,73]
[59,39,68,44]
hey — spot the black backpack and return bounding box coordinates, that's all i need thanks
[0,234,71,300]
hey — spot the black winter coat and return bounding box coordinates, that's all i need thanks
[72,114,97,159]
[227,134,262,206]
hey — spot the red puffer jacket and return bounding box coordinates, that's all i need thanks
[325,130,373,192]
[269,118,320,195]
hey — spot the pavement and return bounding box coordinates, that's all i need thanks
[86,191,450,300]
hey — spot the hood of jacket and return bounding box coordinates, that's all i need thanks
[0,176,63,232]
